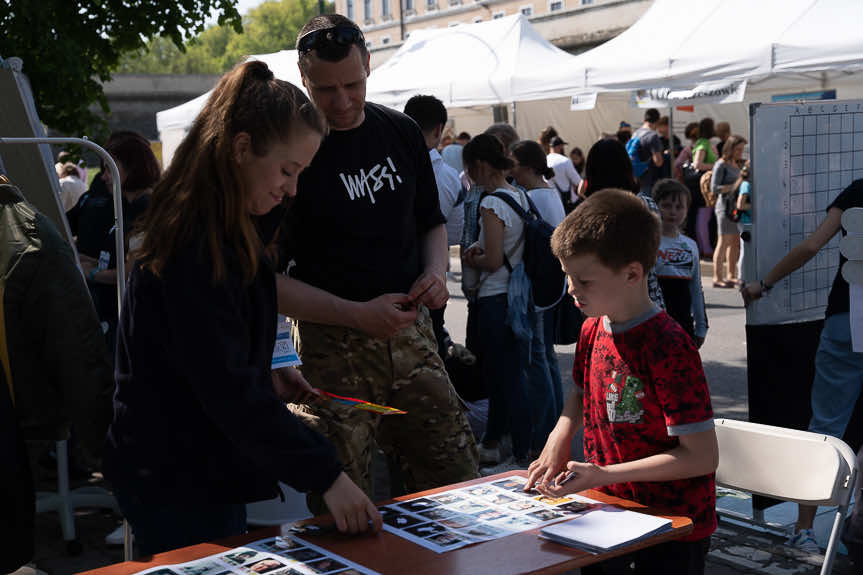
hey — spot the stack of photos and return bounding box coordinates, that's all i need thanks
[137,536,378,575]
[379,475,600,553]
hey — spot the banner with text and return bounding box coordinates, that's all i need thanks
[632,80,747,109]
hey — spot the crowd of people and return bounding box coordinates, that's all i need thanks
[4,10,863,575]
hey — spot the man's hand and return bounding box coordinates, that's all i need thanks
[271,367,320,404]
[408,271,448,310]
[322,472,383,534]
[525,426,573,491]
[354,294,418,339]
[740,281,764,307]
[694,336,705,349]
[535,461,605,497]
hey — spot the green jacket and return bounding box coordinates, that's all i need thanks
[1,182,112,454]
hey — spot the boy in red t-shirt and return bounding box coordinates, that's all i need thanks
[526,189,718,574]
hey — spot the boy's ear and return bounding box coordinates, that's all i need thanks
[623,261,646,285]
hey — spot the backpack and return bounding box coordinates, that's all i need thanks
[699,170,716,207]
[490,191,567,310]
[626,134,651,178]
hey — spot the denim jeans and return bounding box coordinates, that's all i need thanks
[115,489,247,556]
[543,307,564,416]
[525,311,557,453]
[477,293,531,459]
[808,313,863,438]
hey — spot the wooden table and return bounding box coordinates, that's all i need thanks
[78,471,692,575]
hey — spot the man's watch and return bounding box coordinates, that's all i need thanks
[760,279,773,293]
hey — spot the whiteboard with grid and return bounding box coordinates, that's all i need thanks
[748,100,863,325]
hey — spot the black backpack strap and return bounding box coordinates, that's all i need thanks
[490,191,531,221]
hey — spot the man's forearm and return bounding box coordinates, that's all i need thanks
[276,275,361,329]
[423,224,448,277]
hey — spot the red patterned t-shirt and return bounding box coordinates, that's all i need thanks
[573,309,716,541]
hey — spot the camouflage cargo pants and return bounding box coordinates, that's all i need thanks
[290,306,479,512]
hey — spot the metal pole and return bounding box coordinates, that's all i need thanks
[0,136,129,559]
[0,137,125,307]
[399,0,406,42]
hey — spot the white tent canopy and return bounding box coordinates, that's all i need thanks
[156,50,305,164]
[550,0,863,94]
[365,14,584,110]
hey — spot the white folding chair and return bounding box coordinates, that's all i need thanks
[714,418,858,575]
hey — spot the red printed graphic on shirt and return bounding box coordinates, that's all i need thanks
[573,311,716,541]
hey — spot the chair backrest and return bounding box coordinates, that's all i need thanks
[715,418,857,507]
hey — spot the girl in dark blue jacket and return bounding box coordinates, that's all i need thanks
[104,60,382,556]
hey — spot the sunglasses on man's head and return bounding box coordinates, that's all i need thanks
[297,25,365,55]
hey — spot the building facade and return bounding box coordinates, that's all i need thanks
[336,0,652,67]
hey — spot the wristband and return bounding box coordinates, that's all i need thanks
[88,268,97,282]
[760,279,773,293]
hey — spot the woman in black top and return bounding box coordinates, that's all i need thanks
[104,61,381,556]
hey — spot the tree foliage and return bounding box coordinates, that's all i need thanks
[117,0,328,76]
[0,0,243,137]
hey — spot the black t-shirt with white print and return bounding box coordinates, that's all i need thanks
[282,103,444,302]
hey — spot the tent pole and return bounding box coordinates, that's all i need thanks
[669,105,675,169]
[511,102,517,131]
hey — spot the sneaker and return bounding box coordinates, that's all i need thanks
[479,456,531,477]
[787,527,820,554]
[478,444,501,465]
[105,524,129,546]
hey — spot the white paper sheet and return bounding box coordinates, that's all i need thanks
[539,506,672,554]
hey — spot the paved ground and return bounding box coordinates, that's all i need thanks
[19,259,858,574]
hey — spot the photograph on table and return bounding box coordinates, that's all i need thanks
[506,500,542,512]
[255,537,305,552]
[455,523,511,542]
[464,486,497,498]
[283,548,325,563]
[534,495,575,506]
[473,509,507,522]
[244,558,286,574]
[450,501,490,515]
[404,522,448,537]
[424,531,469,549]
[437,513,477,529]
[527,509,565,522]
[490,476,536,495]
[418,506,456,521]
[304,557,349,574]
[427,492,465,505]
[381,507,428,529]
[396,497,442,513]
[223,550,261,565]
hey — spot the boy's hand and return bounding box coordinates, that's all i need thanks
[535,461,605,497]
[525,428,572,491]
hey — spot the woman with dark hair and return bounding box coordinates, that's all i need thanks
[581,138,665,309]
[692,117,717,172]
[569,147,585,177]
[710,134,747,287]
[510,140,565,422]
[538,126,558,154]
[581,138,636,197]
[462,134,540,471]
[103,61,381,555]
[73,130,160,352]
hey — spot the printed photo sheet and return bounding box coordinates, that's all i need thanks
[380,475,600,553]
[136,535,378,575]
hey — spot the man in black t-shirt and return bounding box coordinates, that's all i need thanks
[276,14,479,509]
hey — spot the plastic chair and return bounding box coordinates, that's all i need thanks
[34,437,118,555]
[714,418,858,575]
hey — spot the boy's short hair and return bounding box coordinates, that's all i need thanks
[403,95,447,134]
[551,188,661,274]
[652,178,691,208]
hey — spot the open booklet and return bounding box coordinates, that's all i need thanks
[539,504,673,554]
[137,535,379,575]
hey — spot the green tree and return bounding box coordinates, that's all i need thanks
[0,0,242,137]
[118,0,331,75]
